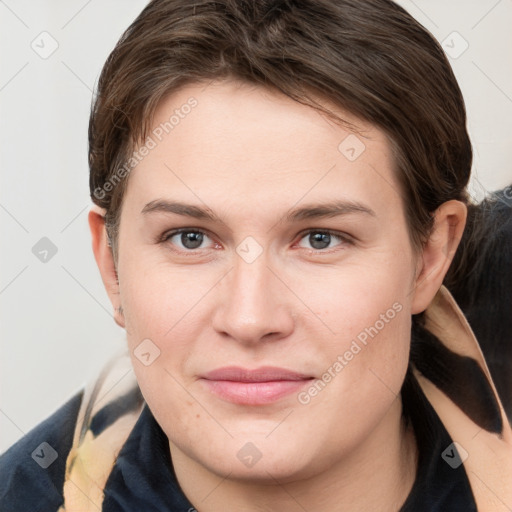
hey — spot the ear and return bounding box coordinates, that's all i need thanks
[88,206,125,328]
[411,200,467,314]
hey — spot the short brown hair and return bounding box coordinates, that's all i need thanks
[89,0,472,263]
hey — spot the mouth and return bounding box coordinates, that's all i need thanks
[199,366,315,405]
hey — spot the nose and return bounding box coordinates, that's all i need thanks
[211,250,295,345]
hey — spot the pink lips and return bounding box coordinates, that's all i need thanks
[200,366,314,405]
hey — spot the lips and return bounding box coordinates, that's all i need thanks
[199,366,314,405]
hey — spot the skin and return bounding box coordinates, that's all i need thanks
[89,79,466,511]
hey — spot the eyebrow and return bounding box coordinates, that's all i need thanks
[141,199,376,224]
[284,201,376,222]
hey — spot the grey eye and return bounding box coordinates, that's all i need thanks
[167,230,210,250]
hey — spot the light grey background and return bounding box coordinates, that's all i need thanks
[1,0,511,454]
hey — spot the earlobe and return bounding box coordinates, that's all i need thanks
[88,206,125,328]
[411,200,467,314]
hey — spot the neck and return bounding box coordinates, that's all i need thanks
[169,396,418,512]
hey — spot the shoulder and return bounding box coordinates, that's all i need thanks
[0,390,83,512]
[400,369,477,511]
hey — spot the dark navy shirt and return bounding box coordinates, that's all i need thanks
[0,377,477,511]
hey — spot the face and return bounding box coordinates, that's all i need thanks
[113,79,420,482]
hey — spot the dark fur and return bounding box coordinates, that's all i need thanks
[444,186,512,422]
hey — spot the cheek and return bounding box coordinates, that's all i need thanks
[299,303,412,450]
[119,257,207,339]
[119,264,204,426]
[296,253,414,409]
[117,257,217,409]
[299,249,414,346]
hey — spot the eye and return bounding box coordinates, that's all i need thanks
[296,230,352,252]
[160,228,353,253]
[162,229,215,251]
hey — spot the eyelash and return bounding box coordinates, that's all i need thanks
[159,228,354,254]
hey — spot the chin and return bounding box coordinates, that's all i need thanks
[197,437,320,484]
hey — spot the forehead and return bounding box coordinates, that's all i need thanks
[122,80,403,222]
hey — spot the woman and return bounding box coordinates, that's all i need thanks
[1,0,511,510]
